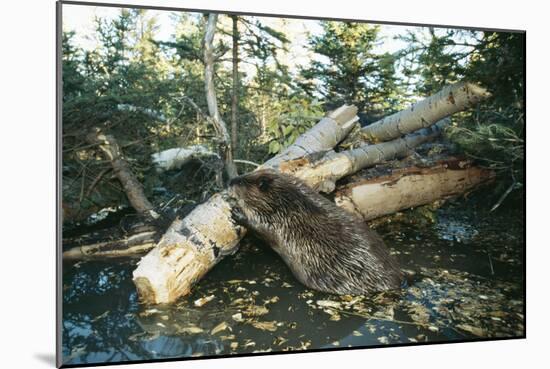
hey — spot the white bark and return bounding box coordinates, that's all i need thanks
[151,146,219,172]
[362,82,490,142]
[262,105,359,169]
[335,159,495,220]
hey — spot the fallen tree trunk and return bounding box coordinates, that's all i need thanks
[63,229,159,259]
[133,192,244,303]
[280,119,449,193]
[263,105,359,169]
[151,145,219,172]
[335,158,495,220]
[87,128,159,220]
[362,82,491,142]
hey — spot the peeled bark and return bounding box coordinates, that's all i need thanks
[362,82,491,142]
[86,128,158,219]
[335,158,495,220]
[204,14,238,179]
[280,119,449,193]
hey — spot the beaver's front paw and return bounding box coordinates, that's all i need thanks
[231,206,249,227]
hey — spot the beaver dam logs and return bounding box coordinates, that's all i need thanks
[128,81,493,304]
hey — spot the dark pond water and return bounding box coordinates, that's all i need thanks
[61,197,525,366]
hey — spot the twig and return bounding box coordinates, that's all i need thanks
[85,168,112,198]
[234,159,260,167]
[490,179,517,212]
[487,251,495,275]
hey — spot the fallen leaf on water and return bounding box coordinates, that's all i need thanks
[377,336,389,344]
[194,295,215,307]
[211,321,230,335]
[457,324,486,337]
[251,321,278,332]
[181,326,203,334]
[245,305,269,316]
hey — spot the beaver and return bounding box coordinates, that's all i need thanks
[227,169,403,295]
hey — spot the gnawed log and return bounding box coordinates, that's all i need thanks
[87,128,159,219]
[280,119,449,193]
[133,193,244,304]
[132,105,359,304]
[362,82,490,142]
[335,158,495,220]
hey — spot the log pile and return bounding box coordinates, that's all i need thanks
[62,82,493,304]
[128,81,493,304]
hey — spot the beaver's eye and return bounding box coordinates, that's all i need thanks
[258,176,272,192]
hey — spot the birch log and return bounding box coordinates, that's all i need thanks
[87,128,159,219]
[280,119,449,193]
[335,158,495,220]
[362,82,491,142]
[262,105,359,169]
[132,105,359,304]
[204,14,238,179]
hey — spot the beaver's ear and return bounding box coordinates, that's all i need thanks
[258,176,273,192]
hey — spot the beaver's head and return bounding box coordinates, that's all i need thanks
[228,169,321,219]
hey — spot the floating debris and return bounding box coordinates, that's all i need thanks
[456,324,486,337]
[180,326,203,334]
[251,321,278,332]
[211,321,231,335]
[193,294,215,307]
[316,300,342,309]
[377,336,389,344]
[245,305,269,317]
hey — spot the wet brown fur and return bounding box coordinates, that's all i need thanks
[228,169,403,295]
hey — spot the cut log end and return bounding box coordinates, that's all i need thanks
[131,192,243,304]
